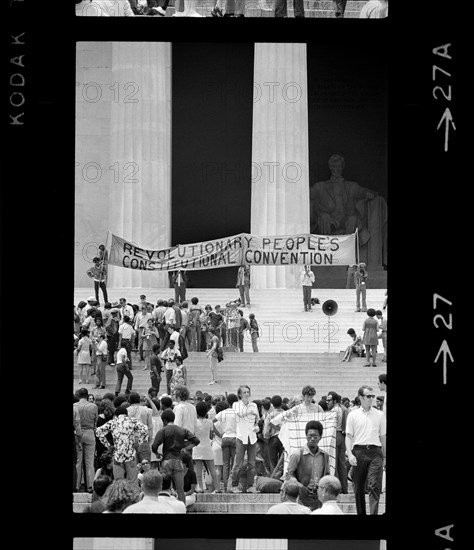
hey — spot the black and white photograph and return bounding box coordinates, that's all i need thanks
[74,539,388,549]
[4,1,466,549]
[74,0,389,19]
[72,38,388,516]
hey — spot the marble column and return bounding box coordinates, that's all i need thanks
[251,43,310,289]
[108,42,172,288]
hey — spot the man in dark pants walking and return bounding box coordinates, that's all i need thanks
[345,385,386,514]
[263,395,285,473]
[105,309,120,366]
[326,391,349,493]
[275,0,304,17]
[115,345,134,396]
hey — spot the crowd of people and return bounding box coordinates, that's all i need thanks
[74,292,261,391]
[74,375,386,514]
[75,0,388,18]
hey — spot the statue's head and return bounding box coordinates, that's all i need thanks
[328,154,345,176]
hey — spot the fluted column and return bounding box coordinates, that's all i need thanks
[251,43,310,289]
[108,42,171,288]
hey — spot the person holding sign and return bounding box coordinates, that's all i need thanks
[86,256,108,306]
[300,265,315,312]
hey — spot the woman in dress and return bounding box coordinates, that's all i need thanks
[362,308,379,367]
[192,401,220,493]
[206,326,220,385]
[169,359,187,396]
[142,318,159,371]
[76,329,92,385]
[342,327,364,362]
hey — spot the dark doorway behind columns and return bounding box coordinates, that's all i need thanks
[171,43,254,288]
[306,42,388,201]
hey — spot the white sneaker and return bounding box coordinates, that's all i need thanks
[155,7,166,16]
[246,486,257,493]
[231,486,240,493]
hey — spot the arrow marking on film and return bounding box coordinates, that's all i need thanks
[434,340,454,385]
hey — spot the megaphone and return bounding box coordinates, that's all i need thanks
[322,299,338,316]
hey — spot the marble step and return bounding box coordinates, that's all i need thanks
[72,491,385,514]
[74,352,386,399]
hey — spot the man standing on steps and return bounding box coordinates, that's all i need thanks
[105,308,120,366]
[326,392,349,494]
[134,304,153,363]
[86,256,108,306]
[236,264,251,308]
[263,395,285,473]
[345,385,386,514]
[152,409,200,504]
[354,262,368,312]
[114,344,134,397]
[300,265,315,312]
[172,270,188,304]
[96,406,149,485]
[230,385,260,494]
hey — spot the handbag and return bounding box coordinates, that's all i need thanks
[100,354,107,362]
[216,347,224,363]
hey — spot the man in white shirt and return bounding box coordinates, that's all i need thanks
[134,305,153,362]
[311,475,344,514]
[122,470,178,514]
[119,298,135,324]
[118,315,135,367]
[230,385,260,493]
[173,385,198,435]
[164,301,177,327]
[114,345,133,396]
[167,325,180,351]
[300,265,315,312]
[266,480,312,514]
[345,385,386,514]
